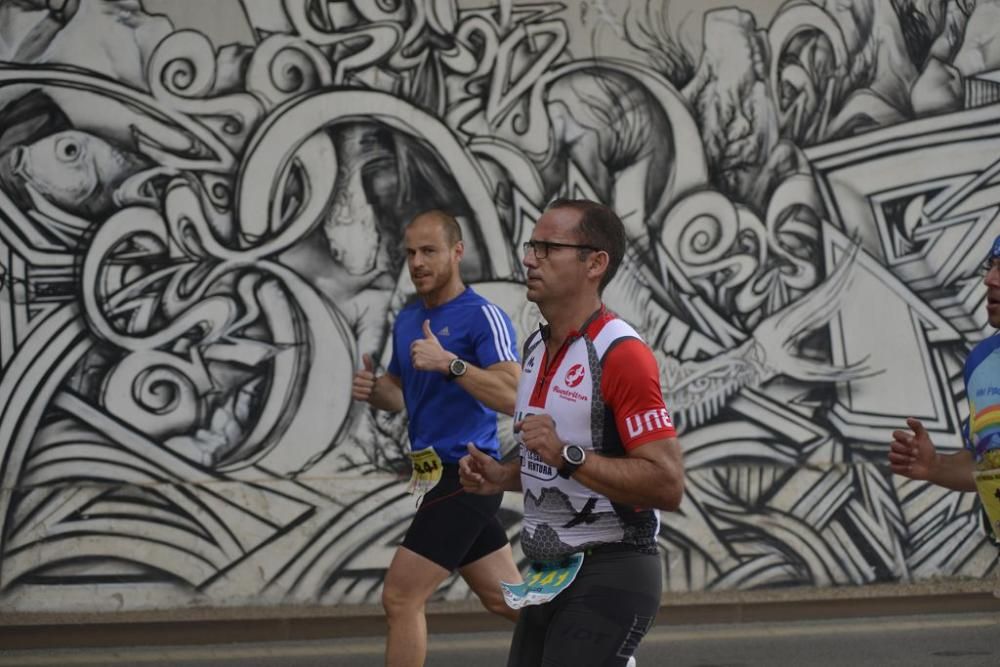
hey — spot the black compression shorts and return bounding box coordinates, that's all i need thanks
[506,546,661,667]
[401,464,510,571]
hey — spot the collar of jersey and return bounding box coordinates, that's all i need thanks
[537,304,609,378]
[539,304,609,342]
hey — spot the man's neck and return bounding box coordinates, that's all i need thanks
[540,295,603,349]
[421,280,466,309]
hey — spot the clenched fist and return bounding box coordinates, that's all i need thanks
[410,319,456,373]
[516,414,564,467]
[352,353,377,402]
[459,443,508,495]
[888,417,938,480]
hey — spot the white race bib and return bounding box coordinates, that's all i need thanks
[407,448,443,495]
[500,553,584,609]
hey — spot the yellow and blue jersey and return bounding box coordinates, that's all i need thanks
[963,332,1000,462]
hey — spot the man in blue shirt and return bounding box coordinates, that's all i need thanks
[352,210,521,667]
[889,234,1000,542]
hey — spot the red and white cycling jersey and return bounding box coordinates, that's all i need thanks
[515,307,676,561]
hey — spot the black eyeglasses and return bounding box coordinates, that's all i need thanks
[980,256,1000,277]
[522,240,600,259]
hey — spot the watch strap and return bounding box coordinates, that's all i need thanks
[558,460,581,479]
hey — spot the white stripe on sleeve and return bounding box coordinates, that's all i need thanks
[489,304,516,361]
[481,304,515,362]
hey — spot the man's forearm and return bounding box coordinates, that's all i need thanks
[499,459,523,492]
[369,375,404,412]
[929,450,977,492]
[571,445,684,510]
[454,363,519,416]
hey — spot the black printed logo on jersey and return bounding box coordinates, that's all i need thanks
[562,497,599,528]
[521,447,557,480]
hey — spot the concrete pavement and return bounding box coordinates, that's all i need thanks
[2,612,998,666]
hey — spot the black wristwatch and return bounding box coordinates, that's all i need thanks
[447,357,468,381]
[558,444,586,478]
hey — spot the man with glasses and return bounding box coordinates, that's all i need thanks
[460,198,685,667]
[889,234,1000,546]
[352,210,522,667]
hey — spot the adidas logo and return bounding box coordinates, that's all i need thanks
[438,326,450,336]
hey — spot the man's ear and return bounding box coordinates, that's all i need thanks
[589,250,609,281]
[454,239,465,261]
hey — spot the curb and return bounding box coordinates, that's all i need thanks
[2,580,999,650]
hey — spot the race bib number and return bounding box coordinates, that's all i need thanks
[500,553,583,609]
[974,468,1000,542]
[407,448,443,495]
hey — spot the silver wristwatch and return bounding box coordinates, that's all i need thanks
[558,444,586,478]
[447,357,468,380]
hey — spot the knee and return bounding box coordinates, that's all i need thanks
[480,591,517,621]
[381,581,424,619]
[481,595,505,617]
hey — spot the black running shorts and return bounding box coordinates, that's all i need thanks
[506,546,661,667]
[401,464,510,571]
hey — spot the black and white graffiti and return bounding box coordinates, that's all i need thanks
[1,0,998,613]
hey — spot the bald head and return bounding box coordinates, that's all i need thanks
[408,210,463,247]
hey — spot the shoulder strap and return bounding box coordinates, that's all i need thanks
[522,327,545,363]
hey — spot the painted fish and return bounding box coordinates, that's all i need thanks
[3,129,149,218]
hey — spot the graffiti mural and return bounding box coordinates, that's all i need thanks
[1,0,998,613]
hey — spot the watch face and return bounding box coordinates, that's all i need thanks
[450,358,467,375]
[566,445,585,464]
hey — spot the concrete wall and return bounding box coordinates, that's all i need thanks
[1,0,998,615]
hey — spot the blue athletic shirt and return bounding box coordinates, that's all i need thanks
[388,287,518,463]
